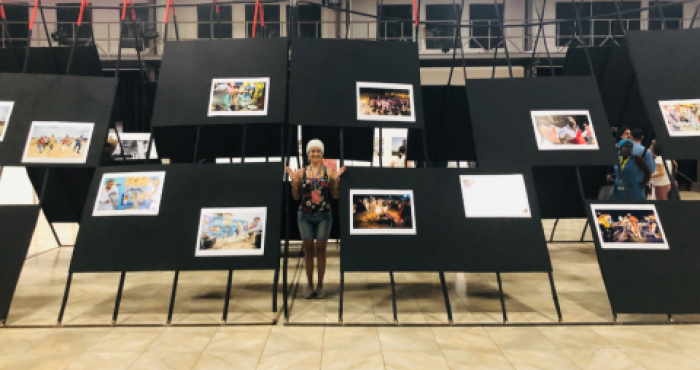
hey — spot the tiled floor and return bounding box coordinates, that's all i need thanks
[2,215,700,369]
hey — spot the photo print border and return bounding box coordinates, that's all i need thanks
[350,189,417,235]
[21,121,95,164]
[459,174,532,218]
[530,110,599,150]
[590,203,670,250]
[356,82,416,122]
[194,207,267,257]
[658,99,700,137]
[0,101,15,142]
[92,171,166,217]
[207,77,271,117]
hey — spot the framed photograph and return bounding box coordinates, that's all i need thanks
[350,189,416,235]
[658,99,700,137]
[195,207,266,257]
[109,132,158,160]
[530,110,599,150]
[92,171,166,216]
[207,78,270,117]
[21,121,94,163]
[590,204,669,250]
[459,175,531,218]
[373,128,412,168]
[0,101,14,142]
[357,82,415,122]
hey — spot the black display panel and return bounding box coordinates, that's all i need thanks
[151,39,289,127]
[0,206,41,321]
[288,38,425,129]
[0,46,102,76]
[71,163,283,272]
[339,167,552,272]
[586,200,700,314]
[26,167,95,223]
[0,73,116,167]
[467,76,617,168]
[626,29,700,159]
[300,126,374,162]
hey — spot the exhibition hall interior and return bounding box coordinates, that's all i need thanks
[2,0,700,369]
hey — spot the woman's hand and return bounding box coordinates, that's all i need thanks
[335,166,346,180]
[285,167,300,180]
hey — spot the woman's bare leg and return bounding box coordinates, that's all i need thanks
[303,240,315,287]
[316,240,328,289]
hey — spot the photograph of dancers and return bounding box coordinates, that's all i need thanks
[207,78,270,116]
[591,204,669,249]
[92,172,166,216]
[530,110,599,150]
[357,82,415,122]
[0,101,14,141]
[658,99,700,136]
[195,207,266,256]
[21,122,94,163]
[350,190,416,235]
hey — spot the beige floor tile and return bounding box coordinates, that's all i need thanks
[263,328,324,352]
[592,327,675,349]
[378,328,440,351]
[321,350,383,370]
[22,329,111,355]
[538,327,613,349]
[622,348,700,370]
[637,325,700,350]
[204,328,270,353]
[431,327,501,351]
[63,352,140,370]
[192,351,260,370]
[501,349,581,370]
[0,329,54,355]
[128,352,201,370]
[87,328,164,353]
[442,349,515,370]
[146,327,217,353]
[485,328,558,351]
[561,348,644,370]
[382,350,450,370]
[0,354,19,368]
[256,350,322,370]
[0,352,80,370]
[323,328,380,351]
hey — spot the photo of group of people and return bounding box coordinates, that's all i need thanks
[659,99,700,136]
[531,110,598,150]
[22,122,94,163]
[357,82,415,122]
[208,78,269,116]
[591,204,669,249]
[350,190,416,235]
[108,132,158,160]
[459,175,531,218]
[196,207,266,256]
[92,172,166,216]
[0,101,14,141]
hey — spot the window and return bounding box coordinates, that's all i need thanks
[0,4,29,47]
[378,5,413,41]
[649,2,684,30]
[425,4,461,50]
[121,4,153,50]
[286,5,321,38]
[556,2,641,47]
[469,3,503,50]
[197,4,233,39]
[245,4,281,38]
[56,3,92,46]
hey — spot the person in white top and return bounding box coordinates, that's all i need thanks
[96,179,118,211]
[390,145,412,168]
[649,143,672,200]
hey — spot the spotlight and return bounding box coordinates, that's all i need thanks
[50,29,70,43]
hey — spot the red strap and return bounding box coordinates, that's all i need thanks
[252,0,259,37]
[413,0,418,26]
[121,0,127,20]
[29,0,38,30]
[129,0,135,20]
[214,0,219,14]
[77,0,87,26]
[260,2,264,27]
[165,0,171,23]
[0,1,6,20]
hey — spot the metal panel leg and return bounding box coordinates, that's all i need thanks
[389,272,398,325]
[272,267,279,313]
[496,272,508,324]
[166,271,179,324]
[112,272,127,324]
[439,272,453,324]
[222,270,233,323]
[57,272,73,325]
[547,272,563,323]
[339,270,344,323]
[580,220,589,242]
[549,218,559,242]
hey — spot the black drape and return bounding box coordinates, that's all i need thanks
[111,70,155,132]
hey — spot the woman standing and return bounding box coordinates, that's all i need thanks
[285,139,346,299]
[649,143,672,200]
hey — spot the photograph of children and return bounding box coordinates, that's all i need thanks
[530,110,599,150]
[92,171,166,216]
[350,189,416,235]
[195,207,266,256]
[459,175,532,218]
[0,101,14,142]
[21,122,94,163]
[658,99,700,136]
[207,78,270,116]
[591,204,669,250]
[109,132,158,160]
[357,82,415,122]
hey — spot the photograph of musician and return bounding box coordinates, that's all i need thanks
[658,99,700,136]
[351,191,415,234]
[531,110,598,150]
[357,82,415,122]
[592,205,668,249]
[207,78,269,116]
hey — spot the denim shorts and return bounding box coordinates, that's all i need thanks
[298,211,333,241]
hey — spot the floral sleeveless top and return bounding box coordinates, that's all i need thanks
[300,166,331,213]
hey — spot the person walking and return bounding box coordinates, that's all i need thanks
[612,140,651,200]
